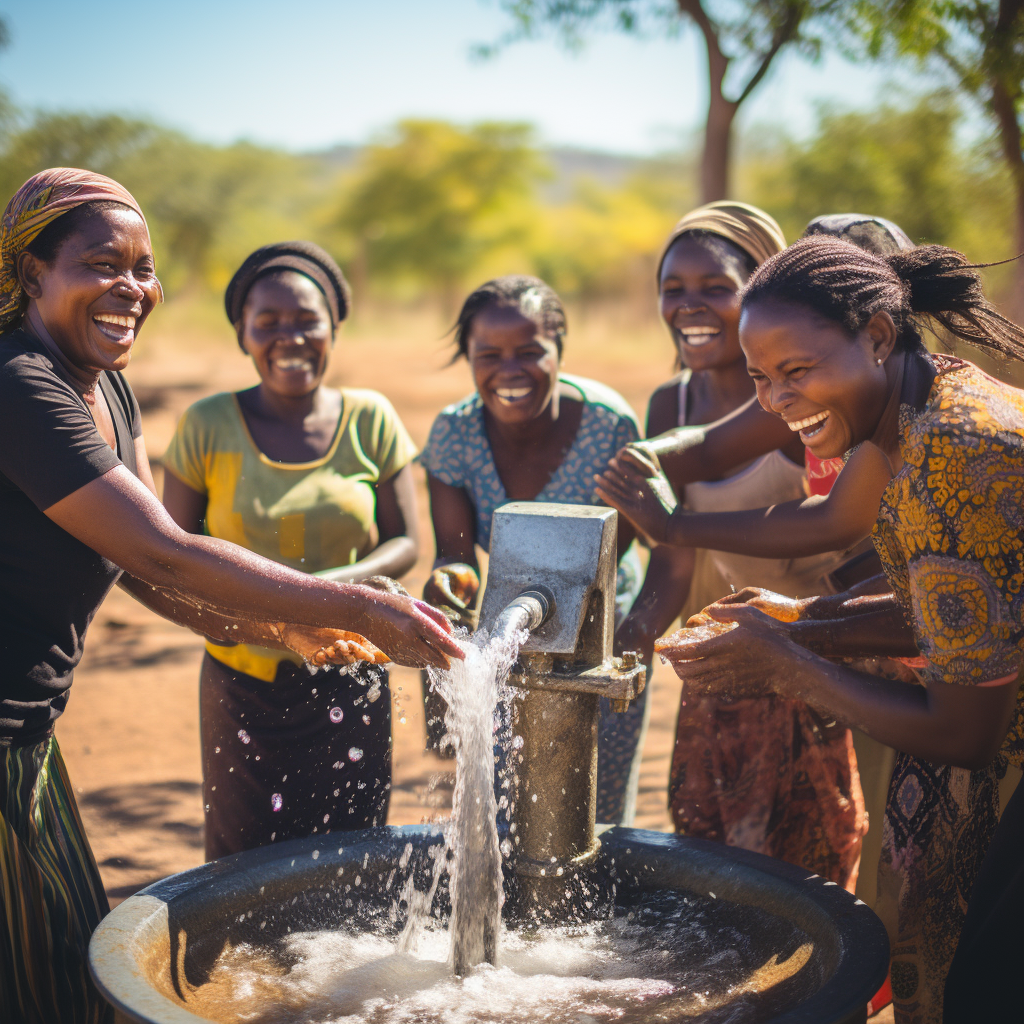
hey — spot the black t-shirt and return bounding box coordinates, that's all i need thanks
[0,328,141,746]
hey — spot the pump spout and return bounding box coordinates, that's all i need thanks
[491,588,554,647]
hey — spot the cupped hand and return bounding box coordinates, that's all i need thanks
[594,446,678,545]
[696,587,806,625]
[422,563,480,630]
[273,623,389,666]
[353,587,466,669]
[657,604,815,699]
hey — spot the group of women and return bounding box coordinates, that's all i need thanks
[1,165,1022,1024]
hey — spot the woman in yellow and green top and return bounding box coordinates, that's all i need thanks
[163,242,419,860]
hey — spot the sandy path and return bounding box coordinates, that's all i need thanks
[54,304,682,905]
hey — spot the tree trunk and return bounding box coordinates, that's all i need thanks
[990,78,1024,322]
[702,93,739,203]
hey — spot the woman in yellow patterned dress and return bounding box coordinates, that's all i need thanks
[649,236,1024,1024]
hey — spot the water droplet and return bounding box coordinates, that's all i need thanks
[512,735,524,750]
[333,761,344,769]
[323,813,330,824]
[312,849,319,859]
[271,793,283,811]
[500,838,512,857]
[348,747,364,762]
[399,716,407,725]
[362,714,371,725]
[237,729,250,745]
[214,746,221,754]
[531,793,538,802]
[311,688,317,696]
[330,707,344,724]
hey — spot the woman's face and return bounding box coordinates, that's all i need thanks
[467,304,561,427]
[659,236,747,372]
[740,300,894,458]
[21,206,160,374]
[240,271,334,398]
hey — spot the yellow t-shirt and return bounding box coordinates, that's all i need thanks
[163,388,417,681]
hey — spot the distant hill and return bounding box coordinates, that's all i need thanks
[310,141,664,200]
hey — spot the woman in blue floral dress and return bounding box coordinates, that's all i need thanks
[419,275,645,824]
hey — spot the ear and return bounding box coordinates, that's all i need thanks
[16,251,45,300]
[234,321,248,355]
[864,310,897,365]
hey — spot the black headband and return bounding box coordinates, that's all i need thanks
[224,241,351,327]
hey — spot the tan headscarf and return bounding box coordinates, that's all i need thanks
[656,200,786,282]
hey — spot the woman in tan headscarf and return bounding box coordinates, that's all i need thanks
[614,201,867,890]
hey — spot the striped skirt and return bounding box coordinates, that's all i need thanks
[0,736,111,1024]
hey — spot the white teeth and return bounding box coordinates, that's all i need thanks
[94,313,136,329]
[788,411,829,432]
[274,358,310,370]
[496,387,531,401]
[678,328,719,346]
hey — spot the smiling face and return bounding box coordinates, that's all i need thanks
[467,303,561,426]
[659,235,749,372]
[740,299,895,458]
[19,205,160,374]
[239,271,334,398]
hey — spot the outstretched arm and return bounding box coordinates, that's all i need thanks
[48,461,461,668]
[596,440,892,557]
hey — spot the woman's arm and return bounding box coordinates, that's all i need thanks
[637,396,797,485]
[427,474,478,570]
[47,464,461,667]
[670,606,1017,769]
[596,440,891,557]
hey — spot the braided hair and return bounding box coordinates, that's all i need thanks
[742,236,1024,362]
[452,275,566,360]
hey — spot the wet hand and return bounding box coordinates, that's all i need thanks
[422,563,480,630]
[353,588,466,669]
[657,605,815,700]
[594,447,677,545]
[696,587,805,625]
[271,623,389,666]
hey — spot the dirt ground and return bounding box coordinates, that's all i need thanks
[55,301,685,906]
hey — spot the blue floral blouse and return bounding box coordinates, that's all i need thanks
[419,373,644,619]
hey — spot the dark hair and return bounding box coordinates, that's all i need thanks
[25,200,134,264]
[661,230,758,283]
[452,275,566,359]
[742,236,1024,360]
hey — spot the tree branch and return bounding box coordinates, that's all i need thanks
[734,5,805,106]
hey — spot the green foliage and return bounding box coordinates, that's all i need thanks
[747,93,1007,245]
[334,120,548,300]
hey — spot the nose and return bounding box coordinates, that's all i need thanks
[768,378,796,415]
[114,274,145,303]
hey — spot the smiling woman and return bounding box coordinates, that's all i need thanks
[0,172,461,1024]
[418,274,647,824]
[162,242,421,861]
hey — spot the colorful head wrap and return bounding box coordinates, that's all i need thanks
[802,213,914,255]
[0,168,145,332]
[224,241,351,331]
[657,200,787,282]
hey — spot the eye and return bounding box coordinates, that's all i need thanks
[787,366,809,380]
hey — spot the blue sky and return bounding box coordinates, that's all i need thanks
[1,1,910,155]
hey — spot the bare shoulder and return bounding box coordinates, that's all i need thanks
[646,375,683,436]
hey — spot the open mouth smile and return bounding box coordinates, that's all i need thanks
[495,387,532,406]
[273,356,314,372]
[93,312,136,344]
[677,326,720,347]
[787,410,830,442]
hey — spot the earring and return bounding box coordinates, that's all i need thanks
[876,358,883,365]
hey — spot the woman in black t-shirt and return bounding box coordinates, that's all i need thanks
[0,168,462,1024]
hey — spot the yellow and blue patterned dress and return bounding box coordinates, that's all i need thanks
[871,354,1024,1024]
[419,373,647,824]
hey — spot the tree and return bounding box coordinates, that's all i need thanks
[844,1,1024,313]
[335,120,546,306]
[486,1,841,202]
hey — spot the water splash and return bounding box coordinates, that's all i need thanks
[426,626,525,975]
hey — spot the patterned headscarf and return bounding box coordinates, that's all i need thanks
[657,200,787,282]
[0,167,145,332]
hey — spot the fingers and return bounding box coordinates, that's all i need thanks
[703,604,773,628]
[617,446,659,478]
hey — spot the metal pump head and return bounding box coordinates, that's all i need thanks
[479,502,617,664]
